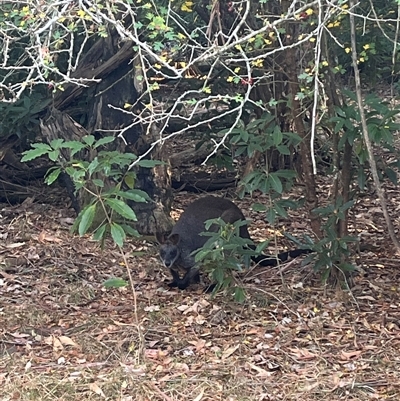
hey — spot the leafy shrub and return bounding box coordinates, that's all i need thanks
[194,218,269,302]
[21,135,160,246]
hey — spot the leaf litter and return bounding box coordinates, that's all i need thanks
[1,188,400,400]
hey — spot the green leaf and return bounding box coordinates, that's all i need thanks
[212,266,225,284]
[338,263,356,272]
[32,143,53,150]
[234,287,246,303]
[111,222,126,247]
[78,204,96,236]
[251,202,267,212]
[255,240,269,254]
[45,168,62,185]
[88,157,100,176]
[21,147,50,162]
[274,202,288,218]
[124,172,136,189]
[273,129,283,146]
[276,145,290,155]
[50,138,64,150]
[120,224,140,237]
[93,224,107,241]
[195,249,210,263]
[266,208,276,224]
[117,189,149,202]
[105,198,137,220]
[103,277,128,288]
[357,167,366,190]
[94,136,115,148]
[67,142,86,157]
[83,135,95,146]
[92,179,105,187]
[268,173,283,193]
[48,149,60,162]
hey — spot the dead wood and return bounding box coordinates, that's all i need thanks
[172,171,236,192]
[169,144,211,167]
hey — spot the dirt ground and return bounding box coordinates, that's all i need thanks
[1,188,400,401]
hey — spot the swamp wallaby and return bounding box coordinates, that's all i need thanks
[156,196,310,290]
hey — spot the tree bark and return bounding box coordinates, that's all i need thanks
[284,33,322,238]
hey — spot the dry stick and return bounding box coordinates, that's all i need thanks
[95,192,145,360]
[349,0,400,254]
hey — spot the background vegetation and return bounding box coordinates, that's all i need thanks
[1,1,400,398]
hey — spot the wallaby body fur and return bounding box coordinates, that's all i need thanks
[156,196,309,290]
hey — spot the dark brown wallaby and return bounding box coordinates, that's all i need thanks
[156,196,310,290]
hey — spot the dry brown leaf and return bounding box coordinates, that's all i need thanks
[59,336,78,347]
[89,382,105,397]
[340,350,362,360]
[289,348,317,360]
[52,336,63,352]
[222,344,239,359]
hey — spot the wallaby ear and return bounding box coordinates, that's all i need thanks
[169,233,180,245]
[155,232,167,244]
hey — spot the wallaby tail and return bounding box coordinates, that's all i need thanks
[252,248,312,267]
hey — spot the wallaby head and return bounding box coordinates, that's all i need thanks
[156,232,181,269]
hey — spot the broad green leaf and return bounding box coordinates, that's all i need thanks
[234,287,246,303]
[88,157,100,176]
[117,189,149,202]
[339,263,355,272]
[31,143,53,150]
[251,202,267,212]
[269,173,283,193]
[93,224,107,241]
[255,240,269,254]
[111,222,125,247]
[94,136,115,148]
[92,179,105,187]
[276,145,290,155]
[105,198,137,220]
[274,202,288,218]
[266,208,276,224]
[50,138,64,150]
[45,168,61,185]
[78,204,96,236]
[21,147,50,162]
[124,172,136,189]
[120,224,140,237]
[212,267,225,283]
[273,129,283,146]
[83,135,95,146]
[48,149,60,162]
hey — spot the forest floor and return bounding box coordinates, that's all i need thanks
[1,185,400,401]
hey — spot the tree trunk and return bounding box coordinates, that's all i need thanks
[83,30,172,235]
[282,7,322,238]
